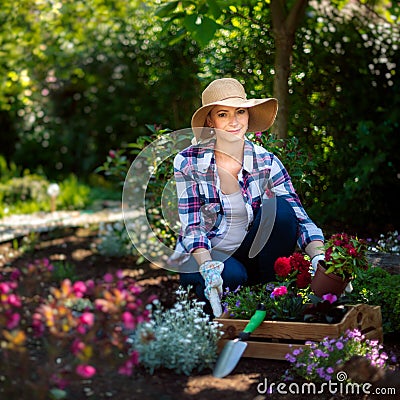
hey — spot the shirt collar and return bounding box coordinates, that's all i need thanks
[194,138,255,172]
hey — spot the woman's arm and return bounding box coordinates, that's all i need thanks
[192,248,213,266]
[305,240,324,259]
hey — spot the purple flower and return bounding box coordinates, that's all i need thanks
[314,349,329,358]
[286,354,296,363]
[322,293,337,304]
[335,341,344,350]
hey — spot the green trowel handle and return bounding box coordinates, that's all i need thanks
[238,304,266,341]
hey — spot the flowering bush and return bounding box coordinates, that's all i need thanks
[321,233,369,279]
[285,328,391,382]
[0,260,156,399]
[132,287,223,375]
[32,271,155,380]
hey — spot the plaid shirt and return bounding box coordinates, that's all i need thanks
[169,138,323,265]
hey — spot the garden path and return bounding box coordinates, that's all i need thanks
[0,203,138,243]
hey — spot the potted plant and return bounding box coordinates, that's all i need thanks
[311,233,369,297]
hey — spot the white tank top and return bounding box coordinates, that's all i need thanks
[211,190,248,253]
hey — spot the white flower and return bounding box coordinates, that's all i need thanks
[47,183,60,197]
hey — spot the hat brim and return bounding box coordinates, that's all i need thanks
[191,97,278,142]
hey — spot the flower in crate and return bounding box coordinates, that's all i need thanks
[303,293,349,324]
[269,285,308,321]
[274,252,312,289]
[284,328,390,383]
[222,283,276,319]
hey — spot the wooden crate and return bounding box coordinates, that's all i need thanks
[215,304,383,360]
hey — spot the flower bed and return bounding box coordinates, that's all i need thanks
[215,304,383,360]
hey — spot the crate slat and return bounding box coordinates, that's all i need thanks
[215,304,383,360]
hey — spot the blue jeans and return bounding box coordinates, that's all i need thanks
[179,196,298,301]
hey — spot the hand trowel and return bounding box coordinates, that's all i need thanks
[213,304,266,378]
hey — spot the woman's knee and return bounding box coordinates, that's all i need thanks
[273,197,297,235]
[221,258,248,291]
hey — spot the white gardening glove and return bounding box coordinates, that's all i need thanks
[311,254,325,276]
[199,260,224,318]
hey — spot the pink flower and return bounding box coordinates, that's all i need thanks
[7,294,22,307]
[10,269,21,281]
[255,131,262,138]
[322,293,337,304]
[76,364,96,378]
[79,312,94,327]
[271,286,288,298]
[122,311,135,330]
[108,150,116,158]
[71,339,85,355]
[72,281,87,297]
[118,351,139,376]
[0,282,11,294]
[103,273,114,283]
[6,312,20,329]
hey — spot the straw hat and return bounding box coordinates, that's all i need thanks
[191,78,278,143]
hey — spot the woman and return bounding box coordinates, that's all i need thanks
[169,78,325,316]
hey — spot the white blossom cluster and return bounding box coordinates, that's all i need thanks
[131,287,223,375]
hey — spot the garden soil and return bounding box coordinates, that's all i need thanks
[0,227,399,400]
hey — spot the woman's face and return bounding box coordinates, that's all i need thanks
[207,106,249,140]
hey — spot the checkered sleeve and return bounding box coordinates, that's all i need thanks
[174,153,211,254]
[269,154,324,249]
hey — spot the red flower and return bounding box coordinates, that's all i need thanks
[296,271,311,289]
[274,257,292,277]
[290,253,311,273]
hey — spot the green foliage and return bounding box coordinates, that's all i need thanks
[222,284,272,319]
[0,173,95,217]
[291,5,400,232]
[346,267,400,333]
[51,260,78,282]
[247,133,319,206]
[57,175,91,210]
[0,155,20,182]
[0,0,399,235]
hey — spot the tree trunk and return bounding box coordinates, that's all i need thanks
[272,31,294,139]
[270,0,308,139]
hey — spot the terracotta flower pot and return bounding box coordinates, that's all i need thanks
[310,262,350,297]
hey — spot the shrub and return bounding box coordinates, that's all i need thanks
[131,287,223,375]
[57,174,91,210]
[0,261,156,399]
[346,267,400,334]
